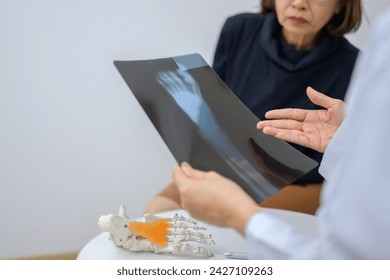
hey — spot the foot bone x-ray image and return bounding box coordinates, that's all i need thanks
[157,68,277,199]
[114,53,317,202]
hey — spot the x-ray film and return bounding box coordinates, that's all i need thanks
[114,53,318,202]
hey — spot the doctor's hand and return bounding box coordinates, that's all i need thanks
[173,162,260,235]
[257,87,345,153]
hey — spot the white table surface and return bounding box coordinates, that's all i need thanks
[77,208,318,260]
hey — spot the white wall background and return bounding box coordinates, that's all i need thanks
[0,0,389,259]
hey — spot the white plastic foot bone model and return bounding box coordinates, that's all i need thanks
[98,206,215,257]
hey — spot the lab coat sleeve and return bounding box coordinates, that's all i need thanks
[245,210,318,259]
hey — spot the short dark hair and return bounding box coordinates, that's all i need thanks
[260,0,362,36]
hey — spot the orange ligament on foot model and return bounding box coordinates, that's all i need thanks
[129,218,173,247]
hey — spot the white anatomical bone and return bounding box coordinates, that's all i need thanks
[98,206,215,257]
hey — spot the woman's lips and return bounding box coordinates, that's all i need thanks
[288,16,307,24]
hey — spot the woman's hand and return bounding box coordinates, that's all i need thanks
[257,87,345,153]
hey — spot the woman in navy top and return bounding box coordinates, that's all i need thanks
[144,0,362,215]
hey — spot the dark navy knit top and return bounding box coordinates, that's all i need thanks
[212,13,359,184]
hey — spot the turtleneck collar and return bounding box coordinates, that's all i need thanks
[259,13,339,71]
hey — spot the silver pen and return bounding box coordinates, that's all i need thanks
[223,252,248,260]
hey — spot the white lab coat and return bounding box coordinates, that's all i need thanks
[246,8,390,259]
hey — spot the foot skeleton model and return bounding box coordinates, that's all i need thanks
[98,206,215,257]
